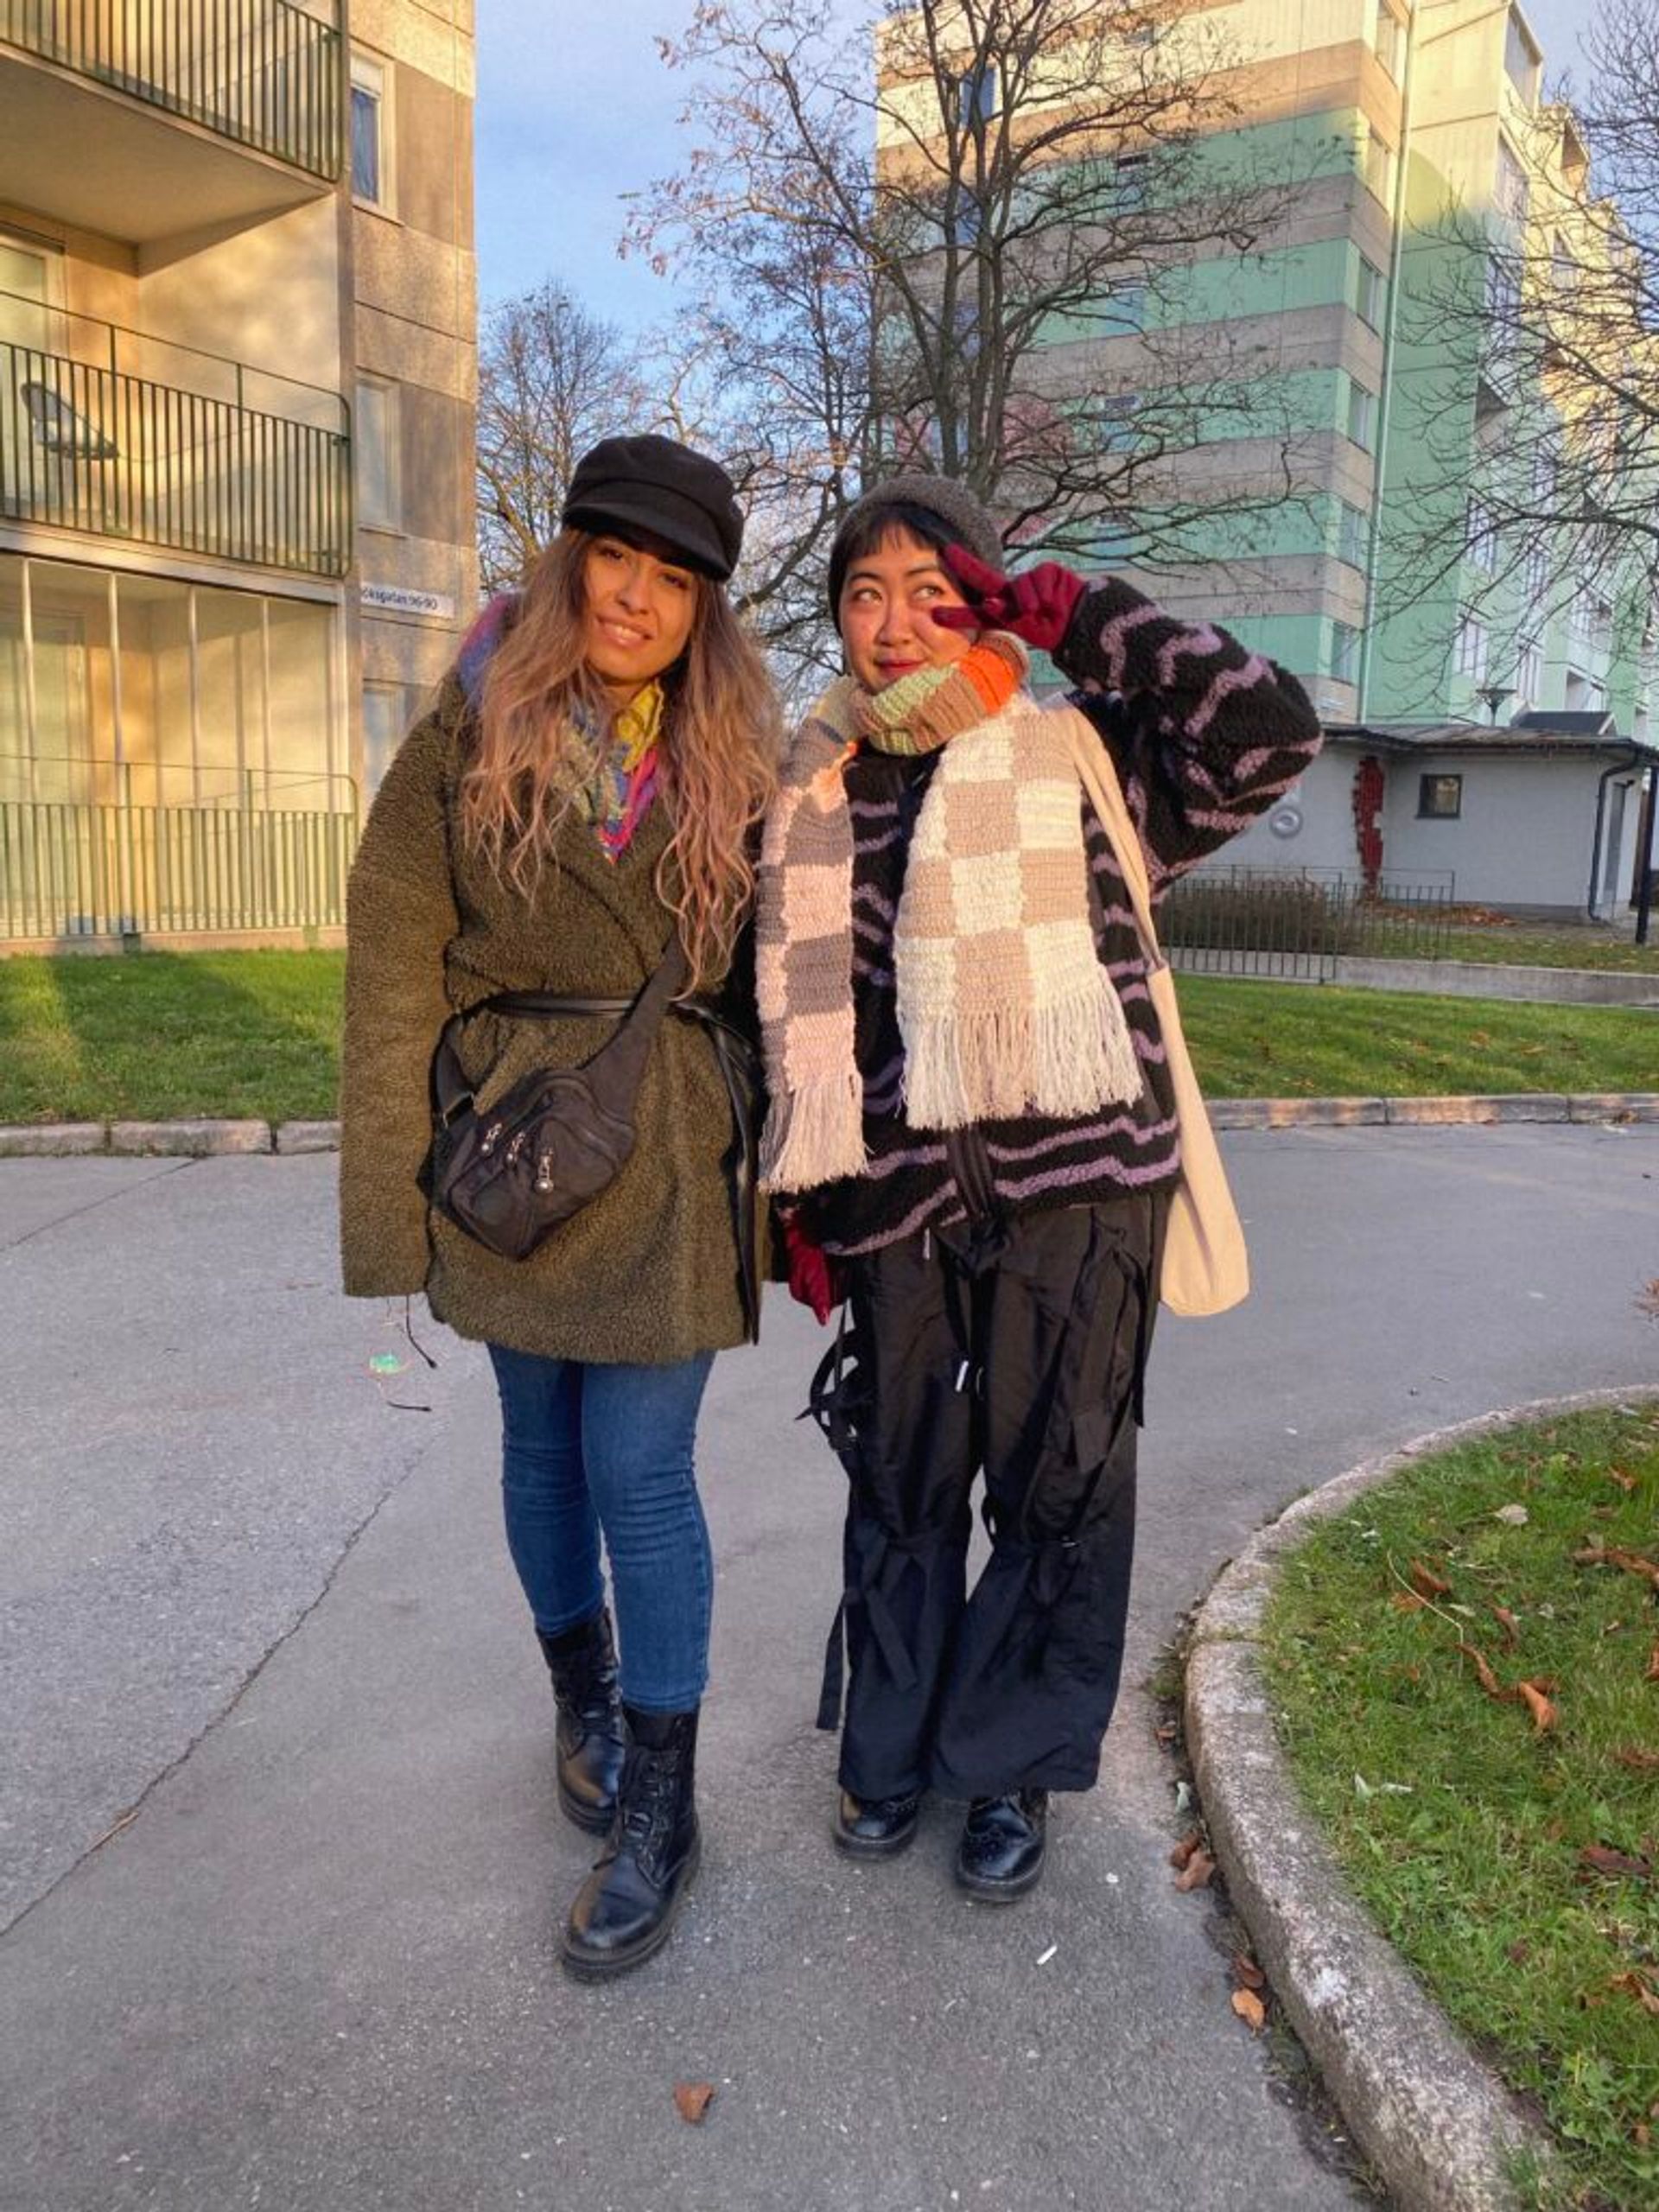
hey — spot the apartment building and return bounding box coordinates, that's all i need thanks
[1138,3,1649,731]
[0,0,476,946]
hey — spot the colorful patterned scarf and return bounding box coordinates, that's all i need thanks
[756,637,1142,1192]
[569,681,664,861]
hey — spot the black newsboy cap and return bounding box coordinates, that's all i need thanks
[562,434,744,581]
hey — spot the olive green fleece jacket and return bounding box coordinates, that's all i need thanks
[339,671,756,1364]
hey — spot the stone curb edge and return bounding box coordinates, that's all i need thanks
[1185,1384,1659,2212]
[3,1095,1656,1159]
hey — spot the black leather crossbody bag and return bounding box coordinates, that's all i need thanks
[429,942,689,1263]
[428,948,763,1336]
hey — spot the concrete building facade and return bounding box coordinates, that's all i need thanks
[0,0,475,946]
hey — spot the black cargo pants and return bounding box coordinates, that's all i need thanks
[809,1198,1160,1802]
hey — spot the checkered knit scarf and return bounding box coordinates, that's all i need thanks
[757,636,1142,1193]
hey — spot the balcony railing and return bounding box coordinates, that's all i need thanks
[1,790,358,940]
[1,306,350,576]
[2,0,342,178]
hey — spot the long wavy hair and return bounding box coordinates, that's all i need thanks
[461,527,780,988]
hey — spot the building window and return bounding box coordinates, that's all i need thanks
[1108,282,1147,334]
[1112,153,1148,207]
[1454,613,1489,683]
[1330,620,1361,684]
[1418,773,1463,819]
[1090,392,1141,453]
[1345,375,1377,451]
[1373,3,1403,82]
[1465,496,1497,572]
[952,64,998,124]
[361,683,410,800]
[1337,499,1369,569]
[1504,9,1540,105]
[1495,139,1529,225]
[1516,636,1544,702]
[1353,252,1386,330]
[355,376,400,530]
[351,54,388,207]
[1484,252,1521,324]
[1363,127,1395,206]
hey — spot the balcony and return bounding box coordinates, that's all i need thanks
[0,0,341,239]
[1,298,349,576]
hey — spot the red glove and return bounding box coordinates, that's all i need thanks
[782,1211,842,1326]
[935,545,1086,653]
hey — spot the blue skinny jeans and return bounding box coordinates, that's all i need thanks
[486,1344,715,1714]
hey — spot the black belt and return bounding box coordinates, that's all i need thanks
[477,987,762,1344]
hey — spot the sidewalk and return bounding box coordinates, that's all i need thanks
[3,1125,1656,2210]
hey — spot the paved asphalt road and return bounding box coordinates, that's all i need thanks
[2,1125,1656,2212]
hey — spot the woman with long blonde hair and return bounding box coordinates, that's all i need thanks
[340,435,779,1978]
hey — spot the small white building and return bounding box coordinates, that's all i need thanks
[1210,714,1657,922]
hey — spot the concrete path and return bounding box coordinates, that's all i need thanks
[3,1124,1656,2212]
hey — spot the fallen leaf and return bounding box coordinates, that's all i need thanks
[1605,1467,1638,1494]
[1456,1641,1506,1700]
[1232,1953,1267,1990]
[673,2082,715,2125]
[1231,1987,1267,2031]
[1173,1849,1216,1892]
[1614,1747,1659,1772]
[1169,1827,1204,1870]
[1611,1970,1659,2018]
[1409,1558,1452,1599]
[1390,1590,1428,1612]
[1649,1643,1659,1683]
[1491,1605,1521,1650]
[1579,1845,1653,1882]
[1516,1680,1557,1732]
[1493,1503,1530,1527]
[1574,1544,1659,1588]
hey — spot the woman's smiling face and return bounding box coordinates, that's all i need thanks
[579,531,698,700]
[836,525,981,692]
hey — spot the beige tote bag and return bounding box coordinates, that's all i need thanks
[1067,718,1250,1318]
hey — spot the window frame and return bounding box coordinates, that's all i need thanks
[1417,772,1463,820]
[353,374,402,533]
[350,52,392,213]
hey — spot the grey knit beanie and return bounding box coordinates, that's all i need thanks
[827,473,1004,613]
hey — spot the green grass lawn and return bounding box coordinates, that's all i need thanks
[1261,1408,1659,2212]
[1430,925,1659,974]
[0,950,1654,1123]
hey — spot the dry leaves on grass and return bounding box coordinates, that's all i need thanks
[1491,1605,1521,1650]
[1454,1642,1559,1730]
[673,2083,715,2125]
[1573,1543,1659,1590]
[1610,1970,1659,2019]
[1578,1844,1654,1883]
[1409,1558,1452,1599]
[1230,1987,1267,2031]
[1614,1746,1659,1773]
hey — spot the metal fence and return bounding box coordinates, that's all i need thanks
[1,796,358,939]
[1,333,350,576]
[2,0,343,177]
[1160,865,1456,982]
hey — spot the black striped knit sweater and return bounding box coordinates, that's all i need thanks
[798,577,1323,1257]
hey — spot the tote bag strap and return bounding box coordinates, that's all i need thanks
[1065,714,1250,1317]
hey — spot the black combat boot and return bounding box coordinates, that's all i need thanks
[560,1705,701,1980]
[537,1611,626,1835]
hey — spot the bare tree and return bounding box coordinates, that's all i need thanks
[475,280,652,593]
[629,0,1318,667]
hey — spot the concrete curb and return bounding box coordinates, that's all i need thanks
[1185,1385,1659,2212]
[2,1097,1655,1159]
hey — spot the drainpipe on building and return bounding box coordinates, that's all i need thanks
[1585,745,1640,920]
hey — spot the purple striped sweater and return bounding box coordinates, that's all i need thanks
[800,577,1323,1257]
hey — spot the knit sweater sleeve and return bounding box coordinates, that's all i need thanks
[338,681,463,1299]
[1054,578,1323,896]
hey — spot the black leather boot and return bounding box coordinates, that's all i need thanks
[537,1611,626,1835]
[955,1789,1049,1901]
[833,1789,921,1859]
[561,1705,701,1980]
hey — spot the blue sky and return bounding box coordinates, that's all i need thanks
[474,0,1596,331]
